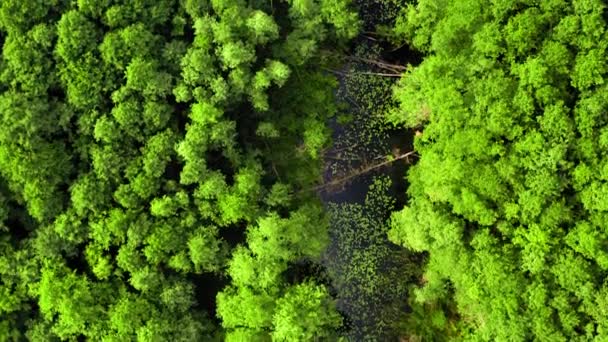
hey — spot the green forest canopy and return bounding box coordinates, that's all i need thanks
[4,0,608,341]
[0,0,358,340]
[389,0,608,340]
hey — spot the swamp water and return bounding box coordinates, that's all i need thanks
[318,42,421,340]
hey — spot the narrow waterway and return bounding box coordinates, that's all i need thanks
[318,38,421,340]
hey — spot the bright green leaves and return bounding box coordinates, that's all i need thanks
[513,224,554,274]
[180,9,291,111]
[302,118,330,159]
[247,11,279,44]
[107,291,213,341]
[218,203,333,338]
[390,0,608,339]
[179,48,215,88]
[217,286,275,333]
[125,58,173,98]
[272,282,342,341]
[56,10,100,62]
[538,103,574,143]
[187,226,226,273]
[227,246,286,289]
[177,114,236,185]
[101,0,174,29]
[266,61,291,87]
[2,23,57,95]
[141,130,176,179]
[249,204,329,261]
[565,220,608,269]
[218,165,264,224]
[0,241,36,324]
[38,266,109,339]
[320,0,361,39]
[150,192,188,217]
[288,0,360,40]
[160,281,195,312]
[53,209,88,245]
[108,295,156,337]
[251,61,292,110]
[0,143,70,222]
[503,7,548,59]
[473,22,504,58]
[265,183,292,207]
[0,0,60,33]
[218,278,340,341]
[0,91,67,147]
[210,0,247,14]
[85,244,114,280]
[60,53,107,110]
[573,48,607,90]
[219,41,256,69]
[55,10,106,110]
[100,24,160,71]
[389,204,430,252]
[191,164,263,225]
[70,173,111,216]
[0,0,359,340]
[191,102,223,125]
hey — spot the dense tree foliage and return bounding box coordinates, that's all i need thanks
[7,0,608,339]
[389,0,608,340]
[0,0,359,340]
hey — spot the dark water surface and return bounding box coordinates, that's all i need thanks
[319,74,417,341]
[316,2,425,338]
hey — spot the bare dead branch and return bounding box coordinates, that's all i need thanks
[344,55,407,72]
[324,68,402,78]
[302,151,418,193]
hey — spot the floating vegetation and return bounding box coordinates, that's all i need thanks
[324,176,423,341]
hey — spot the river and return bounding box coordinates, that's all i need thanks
[318,39,420,340]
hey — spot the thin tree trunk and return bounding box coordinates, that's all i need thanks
[344,55,407,73]
[324,68,403,78]
[304,151,417,193]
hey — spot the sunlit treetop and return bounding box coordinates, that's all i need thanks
[389,0,608,340]
[0,0,359,340]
